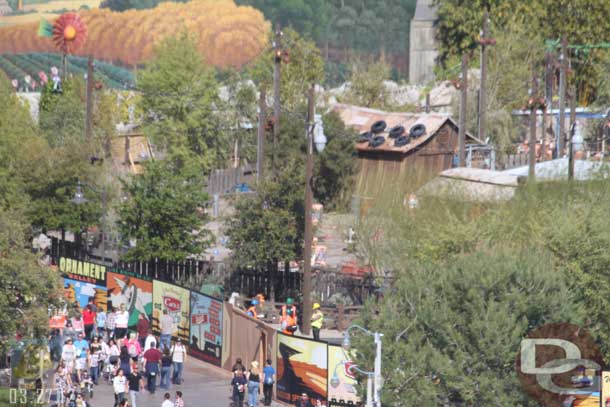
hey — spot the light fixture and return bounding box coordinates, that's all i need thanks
[313,114,327,153]
[341,331,351,351]
[330,373,340,388]
[71,181,88,205]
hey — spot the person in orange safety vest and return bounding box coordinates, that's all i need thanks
[281,297,297,324]
[280,308,297,335]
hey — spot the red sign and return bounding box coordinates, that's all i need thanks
[163,296,181,312]
[344,362,357,380]
[191,314,208,325]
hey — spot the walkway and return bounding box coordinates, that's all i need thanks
[80,358,283,407]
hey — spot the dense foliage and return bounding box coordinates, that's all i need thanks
[117,160,212,261]
[355,180,610,404]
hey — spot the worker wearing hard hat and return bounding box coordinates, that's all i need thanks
[247,299,259,319]
[311,303,324,341]
[281,298,297,324]
[281,307,298,336]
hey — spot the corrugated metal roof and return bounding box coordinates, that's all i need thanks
[331,103,480,154]
[503,158,610,181]
[440,167,520,186]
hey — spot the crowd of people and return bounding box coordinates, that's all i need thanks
[49,299,187,407]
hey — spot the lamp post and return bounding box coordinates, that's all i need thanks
[71,180,107,262]
[330,362,374,407]
[301,84,326,336]
[341,324,383,407]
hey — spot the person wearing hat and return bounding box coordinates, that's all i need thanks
[247,299,259,319]
[281,298,297,324]
[280,308,297,336]
[310,303,324,341]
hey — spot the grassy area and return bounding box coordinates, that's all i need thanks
[0,387,11,404]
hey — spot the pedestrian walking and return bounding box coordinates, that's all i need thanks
[262,359,275,406]
[161,392,175,407]
[96,307,107,339]
[82,305,96,340]
[310,303,324,341]
[231,369,247,407]
[170,338,187,385]
[295,393,313,407]
[127,365,145,407]
[232,358,245,376]
[113,368,127,407]
[61,338,76,373]
[160,310,174,352]
[174,391,185,407]
[160,349,172,389]
[115,304,130,340]
[72,313,85,337]
[144,330,157,353]
[107,307,117,340]
[136,313,149,349]
[119,346,132,376]
[143,342,162,394]
[88,346,100,385]
[247,361,261,407]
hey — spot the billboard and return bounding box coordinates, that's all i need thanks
[106,270,153,329]
[152,280,190,341]
[59,257,107,286]
[602,370,610,406]
[189,291,223,367]
[276,333,328,404]
[327,345,360,404]
[64,277,107,312]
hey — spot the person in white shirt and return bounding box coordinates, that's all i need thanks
[170,339,187,385]
[161,392,175,407]
[160,310,174,351]
[113,368,127,407]
[144,330,157,353]
[114,304,130,340]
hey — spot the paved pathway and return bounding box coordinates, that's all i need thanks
[84,359,283,407]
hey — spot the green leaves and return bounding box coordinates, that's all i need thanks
[137,33,222,174]
[117,160,212,262]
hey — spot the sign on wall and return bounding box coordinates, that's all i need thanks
[106,270,153,329]
[152,280,190,341]
[327,345,359,404]
[64,277,107,312]
[189,291,223,367]
[276,333,328,404]
[59,257,107,285]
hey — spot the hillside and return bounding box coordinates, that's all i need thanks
[0,52,134,89]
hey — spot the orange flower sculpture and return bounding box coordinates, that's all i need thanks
[52,12,87,54]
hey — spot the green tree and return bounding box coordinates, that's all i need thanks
[354,248,583,406]
[137,33,222,173]
[117,160,212,261]
[39,78,86,148]
[343,58,392,108]
[0,208,63,350]
[313,111,357,210]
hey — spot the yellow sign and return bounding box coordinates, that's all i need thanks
[59,257,106,283]
[601,370,610,406]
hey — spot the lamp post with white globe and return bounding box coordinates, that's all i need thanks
[338,324,383,407]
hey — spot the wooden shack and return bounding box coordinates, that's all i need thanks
[332,104,483,199]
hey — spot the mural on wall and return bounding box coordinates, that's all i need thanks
[189,291,223,367]
[0,0,269,87]
[327,345,360,404]
[276,333,328,404]
[64,277,107,312]
[106,270,153,329]
[152,280,190,341]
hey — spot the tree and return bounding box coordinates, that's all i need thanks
[343,58,392,109]
[137,33,222,173]
[39,78,86,148]
[354,247,584,406]
[0,208,63,350]
[117,160,212,261]
[313,111,357,210]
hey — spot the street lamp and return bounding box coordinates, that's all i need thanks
[71,180,107,262]
[341,324,383,407]
[302,84,326,336]
[330,361,374,407]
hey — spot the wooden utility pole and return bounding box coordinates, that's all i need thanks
[528,64,538,181]
[557,37,567,156]
[458,53,468,166]
[301,84,315,336]
[478,10,490,142]
[257,88,266,182]
[85,55,94,141]
[272,23,282,177]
